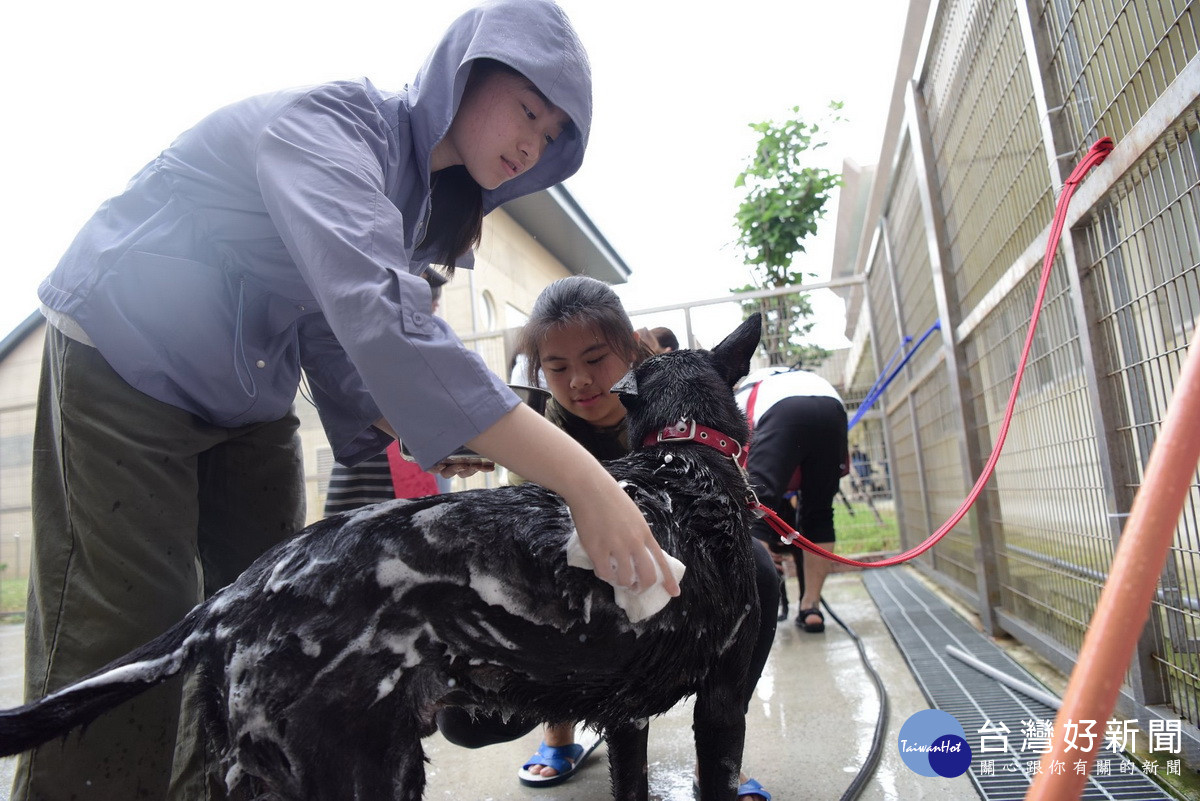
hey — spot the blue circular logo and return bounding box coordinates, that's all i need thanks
[898,709,972,777]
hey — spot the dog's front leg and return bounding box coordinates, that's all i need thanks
[605,720,650,801]
[693,680,746,801]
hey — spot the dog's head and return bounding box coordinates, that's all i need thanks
[613,313,762,450]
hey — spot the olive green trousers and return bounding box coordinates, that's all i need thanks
[11,326,305,800]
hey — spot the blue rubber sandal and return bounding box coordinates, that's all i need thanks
[517,737,600,787]
[692,777,773,800]
[737,778,772,800]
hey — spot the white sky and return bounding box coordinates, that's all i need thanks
[0,1,909,350]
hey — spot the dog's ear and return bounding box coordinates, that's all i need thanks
[711,314,762,387]
[611,370,638,397]
[611,369,645,412]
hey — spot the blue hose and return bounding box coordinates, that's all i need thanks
[848,320,941,430]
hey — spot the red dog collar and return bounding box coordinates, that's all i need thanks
[643,419,748,468]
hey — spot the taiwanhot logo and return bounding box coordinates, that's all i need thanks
[898,709,972,778]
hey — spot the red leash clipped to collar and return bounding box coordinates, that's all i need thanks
[644,420,849,561]
[643,419,856,563]
[647,137,1115,569]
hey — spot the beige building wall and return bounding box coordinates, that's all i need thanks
[0,323,43,581]
[452,207,570,331]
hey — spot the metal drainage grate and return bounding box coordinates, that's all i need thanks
[862,567,1177,800]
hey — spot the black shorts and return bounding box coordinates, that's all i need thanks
[746,395,847,547]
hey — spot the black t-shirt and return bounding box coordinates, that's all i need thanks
[545,397,630,461]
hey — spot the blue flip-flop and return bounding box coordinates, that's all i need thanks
[517,731,602,787]
[737,778,772,800]
[692,777,773,800]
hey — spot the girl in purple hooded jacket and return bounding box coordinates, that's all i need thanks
[14,3,678,799]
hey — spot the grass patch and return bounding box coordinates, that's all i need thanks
[833,495,900,556]
[1129,743,1200,800]
[1,576,27,620]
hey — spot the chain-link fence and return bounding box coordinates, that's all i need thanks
[844,0,1200,765]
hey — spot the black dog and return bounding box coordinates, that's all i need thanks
[0,314,764,801]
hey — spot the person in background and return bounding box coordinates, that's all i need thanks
[437,276,777,800]
[438,276,654,785]
[323,269,450,515]
[14,4,680,799]
[736,365,848,633]
[850,444,875,499]
[514,276,655,786]
[650,325,680,351]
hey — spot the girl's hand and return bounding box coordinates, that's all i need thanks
[564,474,681,594]
[467,404,681,595]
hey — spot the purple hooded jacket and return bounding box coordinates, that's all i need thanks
[37,0,592,469]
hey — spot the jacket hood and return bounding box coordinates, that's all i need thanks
[408,0,592,214]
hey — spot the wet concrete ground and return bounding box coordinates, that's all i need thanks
[0,571,974,800]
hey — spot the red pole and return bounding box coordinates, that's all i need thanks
[1026,332,1200,799]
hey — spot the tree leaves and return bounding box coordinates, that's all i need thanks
[732,103,842,367]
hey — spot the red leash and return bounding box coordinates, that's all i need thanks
[768,136,1113,567]
[650,138,1114,568]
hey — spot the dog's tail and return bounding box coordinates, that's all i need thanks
[0,607,205,757]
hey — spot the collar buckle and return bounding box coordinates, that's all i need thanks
[656,419,697,443]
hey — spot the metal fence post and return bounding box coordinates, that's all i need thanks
[905,79,1006,636]
[864,226,910,551]
[878,208,933,555]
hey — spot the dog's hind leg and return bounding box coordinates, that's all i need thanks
[342,739,426,801]
[277,717,426,801]
[605,720,650,801]
[345,707,427,801]
[385,726,428,801]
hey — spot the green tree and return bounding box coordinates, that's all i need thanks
[732,103,842,366]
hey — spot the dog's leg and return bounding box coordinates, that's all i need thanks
[777,564,789,621]
[303,724,426,801]
[693,674,746,800]
[336,738,426,801]
[345,709,428,801]
[389,731,428,801]
[257,702,426,801]
[605,720,650,801]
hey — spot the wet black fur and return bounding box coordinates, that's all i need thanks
[0,315,765,801]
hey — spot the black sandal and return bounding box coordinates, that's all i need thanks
[796,607,825,633]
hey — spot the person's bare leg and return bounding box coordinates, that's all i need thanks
[800,550,832,628]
